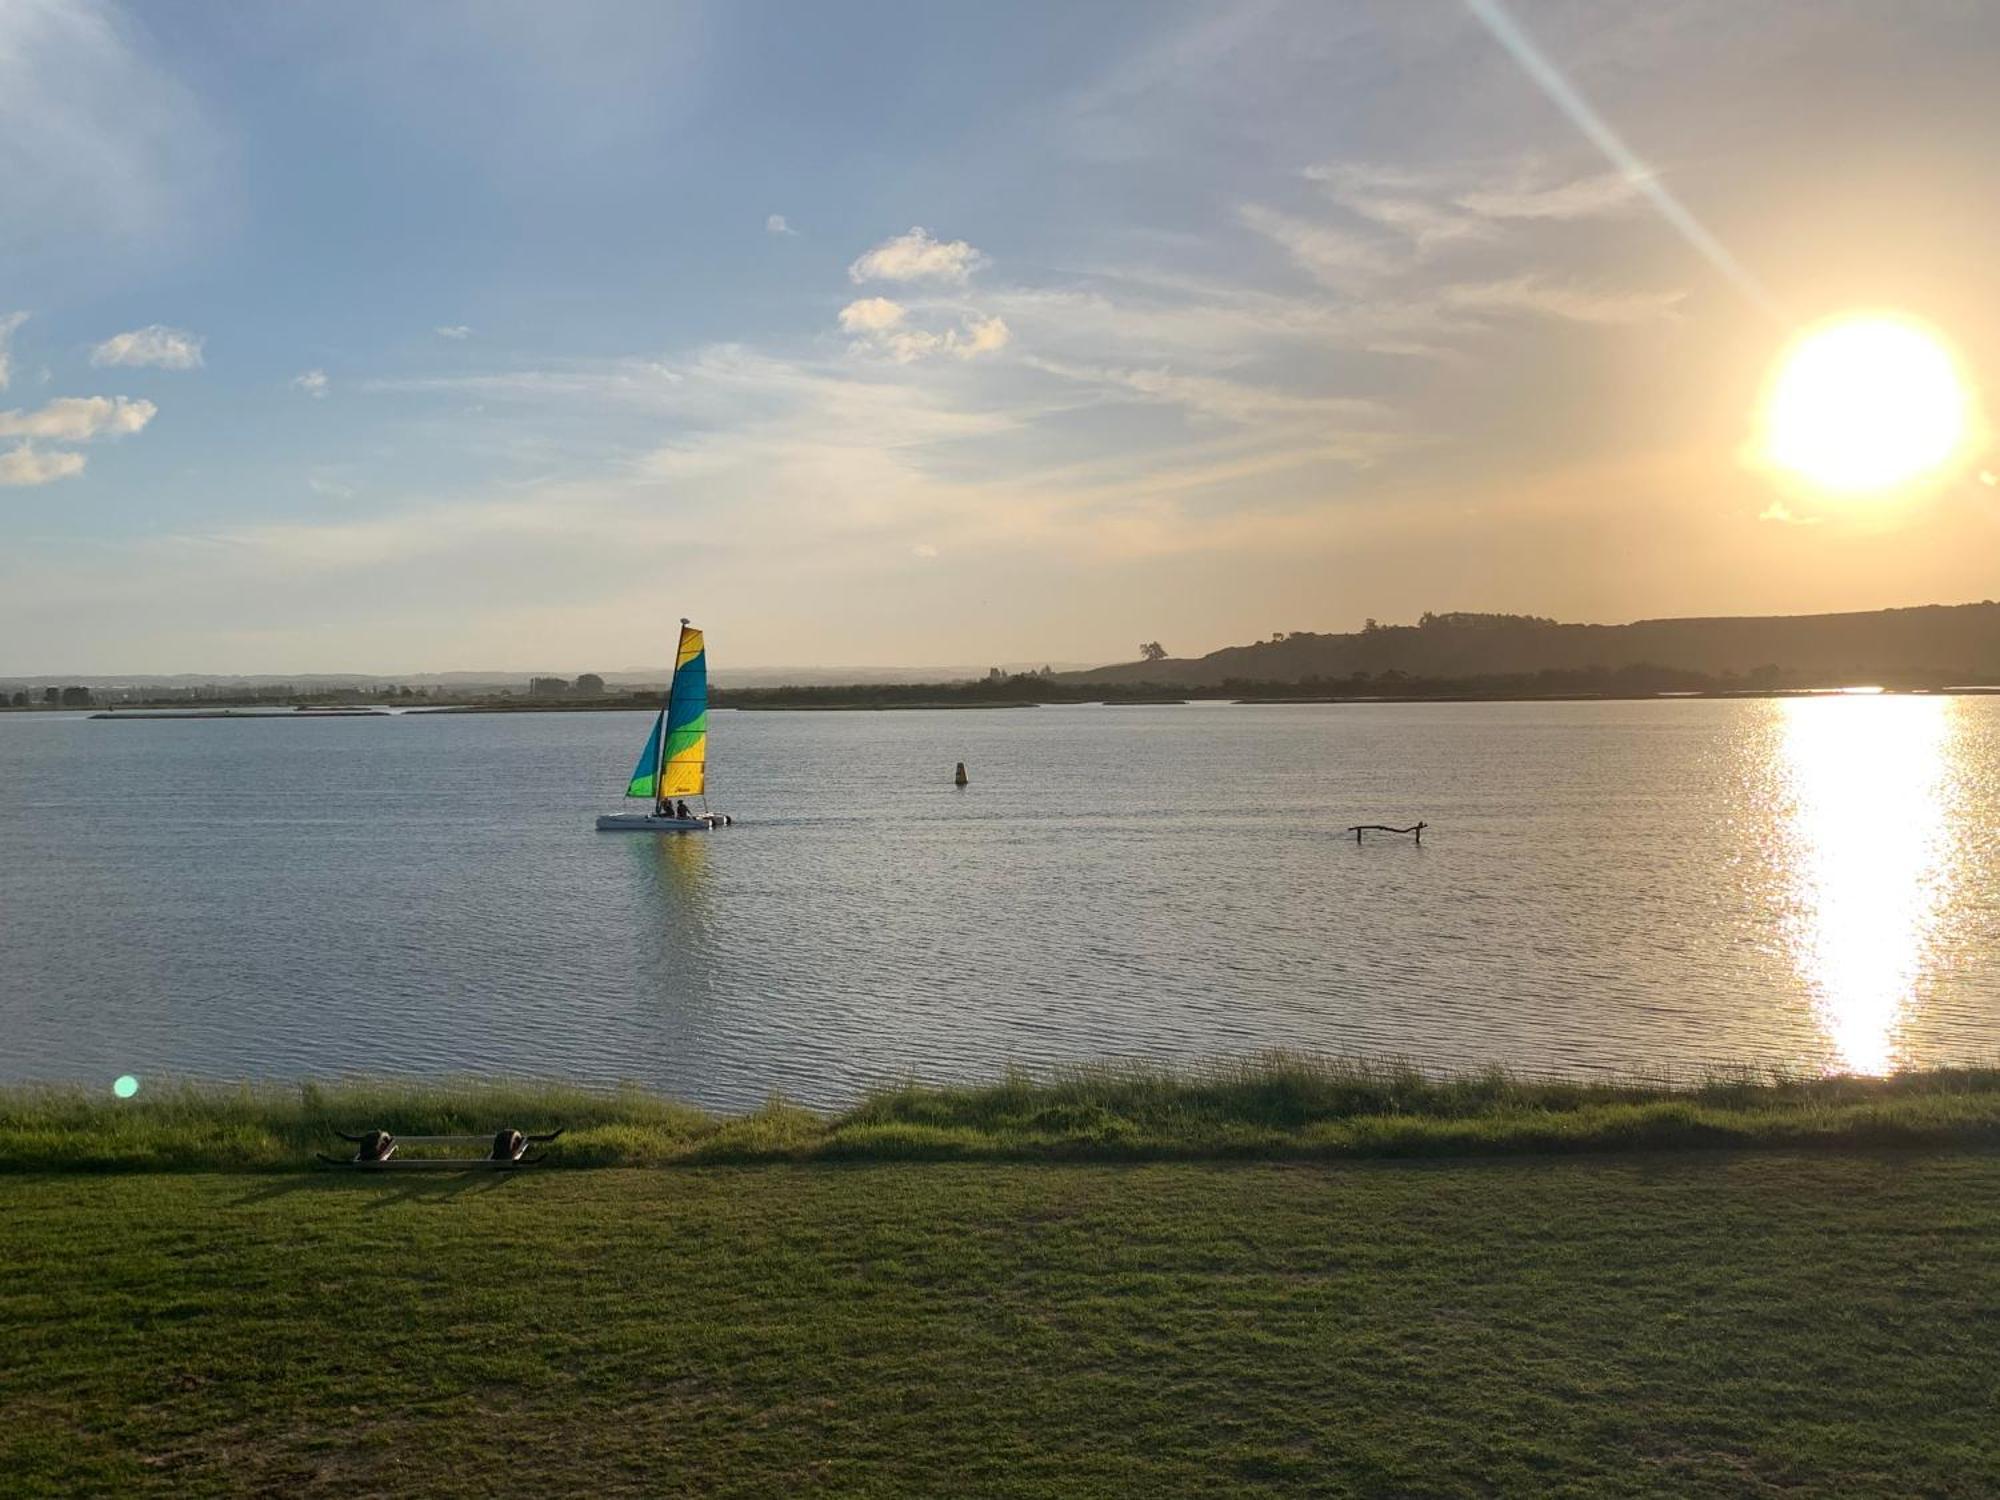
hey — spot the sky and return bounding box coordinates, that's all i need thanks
[3,0,1998,674]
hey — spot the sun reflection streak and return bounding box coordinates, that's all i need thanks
[1774,698,1955,1073]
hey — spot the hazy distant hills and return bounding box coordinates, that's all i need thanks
[1063,603,2000,688]
[0,663,1094,692]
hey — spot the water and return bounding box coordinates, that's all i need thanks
[2,699,1996,1109]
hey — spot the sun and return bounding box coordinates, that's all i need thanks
[1759,314,1973,495]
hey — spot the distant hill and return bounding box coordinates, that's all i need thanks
[1063,603,2000,688]
[0,663,1093,693]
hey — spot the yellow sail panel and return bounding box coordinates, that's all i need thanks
[660,623,707,798]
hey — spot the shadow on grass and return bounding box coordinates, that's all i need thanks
[230,1169,526,1208]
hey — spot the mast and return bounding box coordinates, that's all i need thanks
[656,622,682,816]
[656,617,692,816]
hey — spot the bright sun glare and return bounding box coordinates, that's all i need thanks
[1761,315,1972,495]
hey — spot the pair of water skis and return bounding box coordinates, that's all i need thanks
[316,1127,563,1170]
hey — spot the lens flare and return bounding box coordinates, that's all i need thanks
[113,1074,140,1099]
[1760,315,1972,495]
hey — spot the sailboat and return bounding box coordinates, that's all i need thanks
[595,620,732,832]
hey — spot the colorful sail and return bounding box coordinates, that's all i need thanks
[624,710,666,800]
[659,624,707,798]
[618,622,708,804]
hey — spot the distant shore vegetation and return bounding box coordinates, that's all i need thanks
[13,600,2000,711]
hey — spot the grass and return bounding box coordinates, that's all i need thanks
[6,1057,2000,1172]
[6,1152,1998,1496]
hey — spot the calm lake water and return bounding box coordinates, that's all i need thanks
[2,699,1996,1108]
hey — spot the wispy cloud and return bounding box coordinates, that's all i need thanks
[765,213,797,236]
[1456,170,1637,221]
[292,369,329,397]
[1238,203,1398,289]
[1439,275,1682,325]
[0,311,26,391]
[849,227,986,285]
[0,395,155,440]
[1304,164,1495,254]
[0,443,87,487]
[92,324,204,369]
[434,324,472,340]
[1025,356,1396,437]
[0,0,225,261]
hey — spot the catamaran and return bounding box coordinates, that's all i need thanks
[595,620,732,832]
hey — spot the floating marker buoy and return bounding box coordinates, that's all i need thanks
[954,762,968,786]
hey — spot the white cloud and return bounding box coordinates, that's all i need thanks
[849,227,986,285]
[840,292,1009,362]
[0,395,155,440]
[0,311,26,390]
[912,542,939,559]
[955,316,1012,358]
[434,325,473,339]
[293,369,330,398]
[873,316,1011,364]
[766,213,797,236]
[1439,276,1682,325]
[0,443,86,486]
[1758,500,1821,525]
[91,324,204,370]
[838,297,906,333]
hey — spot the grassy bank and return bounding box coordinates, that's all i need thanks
[7,1058,2000,1172]
[7,1152,1997,1496]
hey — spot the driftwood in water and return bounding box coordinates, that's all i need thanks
[1346,821,1426,845]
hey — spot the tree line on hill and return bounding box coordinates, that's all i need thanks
[1063,602,2000,688]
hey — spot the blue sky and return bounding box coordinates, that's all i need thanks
[3,0,1997,672]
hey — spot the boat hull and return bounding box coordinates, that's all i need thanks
[595,813,716,832]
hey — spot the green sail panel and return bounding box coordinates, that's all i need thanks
[624,710,665,799]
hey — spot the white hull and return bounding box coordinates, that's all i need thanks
[595,813,719,832]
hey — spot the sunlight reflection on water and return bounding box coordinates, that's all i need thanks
[1772,697,1958,1074]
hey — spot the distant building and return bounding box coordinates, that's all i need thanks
[529,676,571,697]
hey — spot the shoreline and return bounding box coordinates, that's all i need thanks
[36,682,2000,718]
[8,1057,1998,1172]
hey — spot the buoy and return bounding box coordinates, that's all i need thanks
[954,762,969,786]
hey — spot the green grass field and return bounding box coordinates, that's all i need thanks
[6,1152,1998,1497]
[6,1064,1998,1496]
